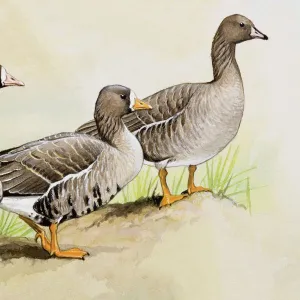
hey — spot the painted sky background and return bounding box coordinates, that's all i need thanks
[0,0,298,218]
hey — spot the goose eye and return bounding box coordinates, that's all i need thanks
[120,94,126,100]
[240,22,245,28]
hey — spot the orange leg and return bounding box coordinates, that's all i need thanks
[159,168,187,208]
[187,165,211,195]
[19,215,51,253]
[49,223,88,260]
[20,216,88,260]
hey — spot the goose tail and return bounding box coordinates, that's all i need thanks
[0,188,49,225]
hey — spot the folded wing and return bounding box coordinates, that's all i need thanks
[76,83,198,137]
[0,133,104,195]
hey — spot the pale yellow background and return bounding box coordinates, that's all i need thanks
[1,1,296,211]
[1,0,295,214]
[0,0,299,298]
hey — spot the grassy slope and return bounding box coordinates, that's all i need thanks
[0,145,260,238]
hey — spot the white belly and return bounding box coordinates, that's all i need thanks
[167,152,218,168]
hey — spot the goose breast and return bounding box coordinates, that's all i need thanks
[137,68,245,168]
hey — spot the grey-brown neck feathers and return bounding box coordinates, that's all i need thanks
[94,111,124,147]
[211,30,236,80]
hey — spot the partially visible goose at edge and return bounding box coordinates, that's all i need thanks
[0,65,24,88]
[0,85,151,259]
[76,14,268,208]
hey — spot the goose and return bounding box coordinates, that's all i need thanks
[0,84,151,259]
[0,65,24,88]
[76,14,268,208]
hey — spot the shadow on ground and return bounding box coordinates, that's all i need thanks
[0,195,164,261]
[0,239,49,260]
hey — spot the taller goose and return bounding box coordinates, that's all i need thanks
[0,85,151,259]
[76,14,268,207]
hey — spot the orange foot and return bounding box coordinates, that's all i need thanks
[188,185,211,195]
[48,223,89,260]
[50,248,89,260]
[159,194,187,208]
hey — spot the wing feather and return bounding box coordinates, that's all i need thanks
[0,133,104,195]
[75,83,198,138]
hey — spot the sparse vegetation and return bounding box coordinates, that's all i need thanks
[0,210,34,238]
[114,145,258,211]
[0,145,259,237]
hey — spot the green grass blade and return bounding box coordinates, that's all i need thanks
[214,156,223,190]
[7,224,31,237]
[172,167,186,195]
[206,162,211,189]
[121,188,128,203]
[5,214,18,233]
[0,209,34,238]
[19,227,34,238]
[0,209,6,234]
[225,177,248,191]
[210,159,214,190]
[200,174,208,186]
[222,175,233,195]
[227,189,250,197]
[218,145,232,186]
[230,166,257,181]
[219,146,240,191]
[147,177,158,197]
[2,211,12,234]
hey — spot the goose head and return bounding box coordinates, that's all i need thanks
[218,14,268,44]
[95,85,152,118]
[0,65,24,88]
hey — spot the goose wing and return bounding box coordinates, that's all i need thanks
[76,83,198,137]
[0,132,80,156]
[0,133,104,195]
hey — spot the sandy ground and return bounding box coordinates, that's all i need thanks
[0,193,299,300]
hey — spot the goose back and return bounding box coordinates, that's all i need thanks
[76,83,200,137]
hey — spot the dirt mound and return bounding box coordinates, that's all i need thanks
[0,193,298,300]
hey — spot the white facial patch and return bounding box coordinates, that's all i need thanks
[1,67,6,85]
[129,90,137,110]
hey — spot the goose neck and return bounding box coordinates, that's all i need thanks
[95,113,125,147]
[211,33,237,81]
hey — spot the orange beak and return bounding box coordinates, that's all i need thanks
[133,98,152,110]
[3,72,25,87]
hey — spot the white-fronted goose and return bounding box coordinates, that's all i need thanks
[0,65,24,88]
[0,85,151,259]
[76,14,268,207]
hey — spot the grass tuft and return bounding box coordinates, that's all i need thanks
[113,166,159,204]
[0,209,34,238]
[114,145,257,211]
[195,145,257,210]
[0,145,258,238]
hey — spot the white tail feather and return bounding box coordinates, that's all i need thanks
[0,196,40,220]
